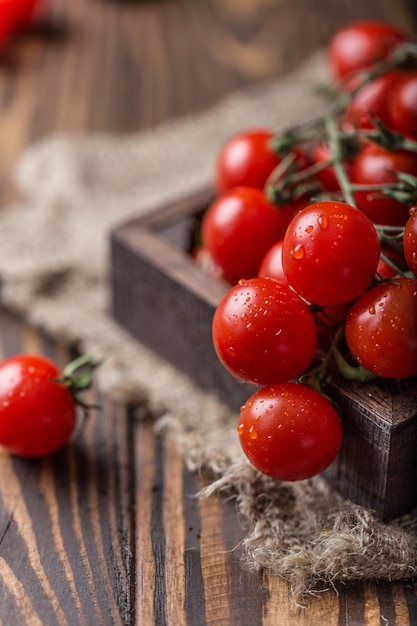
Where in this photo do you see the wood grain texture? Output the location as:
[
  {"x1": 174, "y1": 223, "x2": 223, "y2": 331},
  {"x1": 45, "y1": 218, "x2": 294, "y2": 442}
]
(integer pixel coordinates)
[{"x1": 0, "y1": 0, "x2": 417, "y2": 623}]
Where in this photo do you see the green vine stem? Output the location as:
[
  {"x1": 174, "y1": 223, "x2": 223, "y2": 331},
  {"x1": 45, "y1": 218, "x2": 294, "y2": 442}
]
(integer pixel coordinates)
[{"x1": 55, "y1": 353, "x2": 102, "y2": 420}]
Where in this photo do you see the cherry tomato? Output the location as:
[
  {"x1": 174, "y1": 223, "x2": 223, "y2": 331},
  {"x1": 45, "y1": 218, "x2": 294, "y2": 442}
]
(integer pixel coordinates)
[
  {"x1": 215, "y1": 129, "x2": 282, "y2": 193},
  {"x1": 344, "y1": 70, "x2": 400, "y2": 130},
  {"x1": 212, "y1": 277, "x2": 317, "y2": 385},
  {"x1": 387, "y1": 71, "x2": 417, "y2": 141},
  {"x1": 328, "y1": 20, "x2": 407, "y2": 80},
  {"x1": 0, "y1": 0, "x2": 38, "y2": 44},
  {"x1": 257, "y1": 239, "x2": 286, "y2": 282},
  {"x1": 238, "y1": 382, "x2": 343, "y2": 481},
  {"x1": 0, "y1": 354, "x2": 77, "y2": 458},
  {"x1": 351, "y1": 143, "x2": 417, "y2": 226},
  {"x1": 282, "y1": 201, "x2": 380, "y2": 306},
  {"x1": 404, "y1": 207, "x2": 417, "y2": 277},
  {"x1": 201, "y1": 187, "x2": 294, "y2": 284},
  {"x1": 345, "y1": 277, "x2": 417, "y2": 379}
]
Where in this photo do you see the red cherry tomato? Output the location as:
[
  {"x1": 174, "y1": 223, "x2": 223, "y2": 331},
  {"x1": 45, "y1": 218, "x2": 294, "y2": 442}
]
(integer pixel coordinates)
[
  {"x1": 351, "y1": 143, "x2": 417, "y2": 226},
  {"x1": 328, "y1": 20, "x2": 407, "y2": 80},
  {"x1": 344, "y1": 70, "x2": 400, "y2": 130},
  {"x1": 238, "y1": 382, "x2": 343, "y2": 481},
  {"x1": 387, "y1": 71, "x2": 417, "y2": 141},
  {"x1": 345, "y1": 277, "x2": 417, "y2": 379},
  {"x1": 282, "y1": 201, "x2": 380, "y2": 306},
  {"x1": 257, "y1": 239, "x2": 286, "y2": 282},
  {"x1": 0, "y1": 0, "x2": 38, "y2": 44},
  {"x1": 201, "y1": 187, "x2": 294, "y2": 284},
  {"x1": 215, "y1": 129, "x2": 282, "y2": 193},
  {"x1": 212, "y1": 277, "x2": 317, "y2": 385},
  {"x1": 404, "y1": 207, "x2": 417, "y2": 277},
  {"x1": 0, "y1": 354, "x2": 77, "y2": 458}
]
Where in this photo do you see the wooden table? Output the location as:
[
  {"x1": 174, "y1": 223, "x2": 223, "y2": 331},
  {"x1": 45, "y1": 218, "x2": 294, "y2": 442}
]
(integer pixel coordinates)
[{"x1": 0, "y1": 0, "x2": 416, "y2": 624}]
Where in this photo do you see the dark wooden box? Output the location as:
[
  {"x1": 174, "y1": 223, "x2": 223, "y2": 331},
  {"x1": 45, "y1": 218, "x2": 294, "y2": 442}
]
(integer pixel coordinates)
[{"x1": 110, "y1": 188, "x2": 417, "y2": 522}]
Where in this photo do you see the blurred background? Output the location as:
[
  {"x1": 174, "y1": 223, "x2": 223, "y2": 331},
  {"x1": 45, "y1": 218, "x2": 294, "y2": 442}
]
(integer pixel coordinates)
[{"x1": 0, "y1": 0, "x2": 414, "y2": 205}]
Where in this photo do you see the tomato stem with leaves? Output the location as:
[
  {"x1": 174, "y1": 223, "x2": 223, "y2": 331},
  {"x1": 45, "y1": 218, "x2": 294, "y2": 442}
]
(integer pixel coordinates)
[{"x1": 56, "y1": 353, "x2": 102, "y2": 422}]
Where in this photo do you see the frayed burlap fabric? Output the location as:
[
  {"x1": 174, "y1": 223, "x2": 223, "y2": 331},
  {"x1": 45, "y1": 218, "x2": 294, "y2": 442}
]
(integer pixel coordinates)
[{"x1": 0, "y1": 50, "x2": 416, "y2": 599}]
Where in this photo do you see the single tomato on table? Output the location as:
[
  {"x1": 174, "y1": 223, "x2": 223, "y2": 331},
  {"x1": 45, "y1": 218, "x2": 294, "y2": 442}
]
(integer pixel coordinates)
[
  {"x1": 238, "y1": 382, "x2": 343, "y2": 481},
  {"x1": 0, "y1": 353, "x2": 97, "y2": 458}
]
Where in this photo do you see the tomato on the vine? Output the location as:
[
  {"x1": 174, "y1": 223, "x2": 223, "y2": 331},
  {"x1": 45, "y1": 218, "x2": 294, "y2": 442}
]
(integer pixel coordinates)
[
  {"x1": 351, "y1": 143, "x2": 417, "y2": 226},
  {"x1": 282, "y1": 200, "x2": 380, "y2": 306},
  {"x1": 344, "y1": 70, "x2": 400, "y2": 130},
  {"x1": 212, "y1": 277, "x2": 317, "y2": 385},
  {"x1": 0, "y1": 353, "x2": 97, "y2": 458},
  {"x1": 201, "y1": 187, "x2": 295, "y2": 284},
  {"x1": 387, "y1": 70, "x2": 417, "y2": 141},
  {"x1": 238, "y1": 382, "x2": 343, "y2": 481},
  {"x1": 404, "y1": 207, "x2": 417, "y2": 277},
  {"x1": 257, "y1": 239, "x2": 286, "y2": 282},
  {"x1": 328, "y1": 20, "x2": 407, "y2": 80},
  {"x1": 0, "y1": 0, "x2": 38, "y2": 44},
  {"x1": 345, "y1": 277, "x2": 417, "y2": 379},
  {"x1": 215, "y1": 129, "x2": 282, "y2": 193}
]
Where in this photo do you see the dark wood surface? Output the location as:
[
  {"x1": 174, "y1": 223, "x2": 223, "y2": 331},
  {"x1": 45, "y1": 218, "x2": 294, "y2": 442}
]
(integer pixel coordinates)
[{"x1": 1, "y1": 0, "x2": 417, "y2": 624}]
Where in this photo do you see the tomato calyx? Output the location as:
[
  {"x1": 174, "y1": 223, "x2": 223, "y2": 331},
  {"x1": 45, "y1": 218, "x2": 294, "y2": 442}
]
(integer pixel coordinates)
[{"x1": 54, "y1": 353, "x2": 101, "y2": 418}]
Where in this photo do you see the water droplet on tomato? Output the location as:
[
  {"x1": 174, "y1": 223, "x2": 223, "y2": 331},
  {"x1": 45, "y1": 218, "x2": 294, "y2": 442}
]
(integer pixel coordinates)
[
  {"x1": 237, "y1": 423, "x2": 244, "y2": 435},
  {"x1": 305, "y1": 224, "x2": 313, "y2": 233},
  {"x1": 318, "y1": 214, "x2": 328, "y2": 230},
  {"x1": 292, "y1": 244, "x2": 305, "y2": 260},
  {"x1": 249, "y1": 426, "x2": 257, "y2": 439}
]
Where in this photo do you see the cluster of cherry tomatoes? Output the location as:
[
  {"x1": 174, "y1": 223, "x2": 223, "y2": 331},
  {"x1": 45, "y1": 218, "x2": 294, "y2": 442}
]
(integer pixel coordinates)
[{"x1": 198, "y1": 20, "x2": 417, "y2": 482}]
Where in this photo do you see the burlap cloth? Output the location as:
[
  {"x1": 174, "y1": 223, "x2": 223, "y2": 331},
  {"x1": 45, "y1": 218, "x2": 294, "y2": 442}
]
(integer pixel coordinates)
[{"x1": 1, "y1": 50, "x2": 417, "y2": 601}]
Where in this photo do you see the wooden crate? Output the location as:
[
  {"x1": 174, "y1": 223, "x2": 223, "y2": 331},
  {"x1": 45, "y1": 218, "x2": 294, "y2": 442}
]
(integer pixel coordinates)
[{"x1": 110, "y1": 188, "x2": 417, "y2": 522}]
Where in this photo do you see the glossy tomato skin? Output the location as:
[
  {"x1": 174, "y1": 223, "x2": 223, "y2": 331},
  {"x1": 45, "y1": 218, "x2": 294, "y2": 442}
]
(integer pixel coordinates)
[
  {"x1": 238, "y1": 382, "x2": 343, "y2": 481},
  {"x1": 328, "y1": 20, "x2": 407, "y2": 80},
  {"x1": 387, "y1": 71, "x2": 417, "y2": 141},
  {"x1": 201, "y1": 187, "x2": 294, "y2": 284},
  {"x1": 345, "y1": 277, "x2": 417, "y2": 379},
  {"x1": 282, "y1": 201, "x2": 380, "y2": 306},
  {"x1": 344, "y1": 70, "x2": 400, "y2": 130},
  {"x1": 215, "y1": 129, "x2": 282, "y2": 193},
  {"x1": 351, "y1": 143, "x2": 417, "y2": 226},
  {"x1": 257, "y1": 239, "x2": 286, "y2": 282},
  {"x1": 212, "y1": 277, "x2": 317, "y2": 385},
  {"x1": 404, "y1": 207, "x2": 417, "y2": 277},
  {"x1": 0, "y1": 354, "x2": 76, "y2": 458}
]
